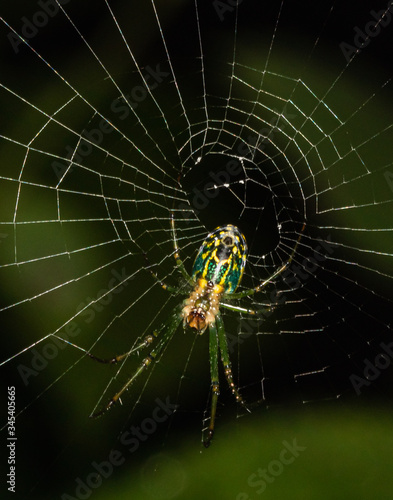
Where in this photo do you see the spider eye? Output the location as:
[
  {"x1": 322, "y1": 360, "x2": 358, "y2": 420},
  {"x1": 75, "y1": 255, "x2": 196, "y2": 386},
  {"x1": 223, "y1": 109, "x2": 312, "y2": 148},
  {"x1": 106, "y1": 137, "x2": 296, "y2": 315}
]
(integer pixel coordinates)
[{"x1": 223, "y1": 236, "x2": 233, "y2": 246}]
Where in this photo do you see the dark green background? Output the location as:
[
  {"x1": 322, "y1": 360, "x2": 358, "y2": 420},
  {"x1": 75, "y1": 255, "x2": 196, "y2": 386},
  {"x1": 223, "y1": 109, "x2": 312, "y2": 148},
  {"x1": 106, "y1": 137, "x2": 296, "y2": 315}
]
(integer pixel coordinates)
[{"x1": 1, "y1": 1, "x2": 393, "y2": 499}]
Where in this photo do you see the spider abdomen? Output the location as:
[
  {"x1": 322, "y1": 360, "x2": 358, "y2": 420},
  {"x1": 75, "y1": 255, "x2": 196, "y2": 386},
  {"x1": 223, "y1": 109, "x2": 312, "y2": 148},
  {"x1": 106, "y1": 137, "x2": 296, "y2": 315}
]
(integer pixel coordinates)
[{"x1": 191, "y1": 225, "x2": 247, "y2": 294}]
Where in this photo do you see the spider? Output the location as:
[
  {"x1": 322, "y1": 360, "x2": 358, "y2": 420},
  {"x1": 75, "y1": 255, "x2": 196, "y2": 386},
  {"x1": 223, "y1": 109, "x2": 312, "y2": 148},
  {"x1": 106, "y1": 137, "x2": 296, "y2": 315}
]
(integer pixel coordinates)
[{"x1": 86, "y1": 215, "x2": 305, "y2": 447}]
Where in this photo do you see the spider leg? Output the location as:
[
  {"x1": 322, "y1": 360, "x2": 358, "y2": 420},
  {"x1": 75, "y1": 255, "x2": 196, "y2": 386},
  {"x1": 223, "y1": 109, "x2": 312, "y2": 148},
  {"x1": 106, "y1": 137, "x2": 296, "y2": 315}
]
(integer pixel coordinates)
[
  {"x1": 50, "y1": 334, "x2": 155, "y2": 364},
  {"x1": 90, "y1": 303, "x2": 184, "y2": 418},
  {"x1": 84, "y1": 334, "x2": 158, "y2": 364},
  {"x1": 143, "y1": 252, "x2": 179, "y2": 294},
  {"x1": 203, "y1": 312, "x2": 248, "y2": 448},
  {"x1": 220, "y1": 301, "x2": 274, "y2": 316},
  {"x1": 143, "y1": 213, "x2": 194, "y2": 293},
  {"x1": 203, "y1": 321, "x2": 220, "y2": 447},
  {"x1": 216, "y1": 312, "x2": 246, "y2": 408},
  {"x1": 170, "y1": 212, "x2": 194, "y2": 286},
  {"x1": 229, "y1": 222, "x2": 306, "y2": 300}
]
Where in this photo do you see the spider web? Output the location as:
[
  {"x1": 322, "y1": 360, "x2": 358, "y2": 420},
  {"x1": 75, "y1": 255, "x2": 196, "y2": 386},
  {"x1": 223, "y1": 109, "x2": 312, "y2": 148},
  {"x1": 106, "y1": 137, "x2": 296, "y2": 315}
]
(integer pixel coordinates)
[{"x1": 1, "y1": 1, "x2": 393, "y2": 498}]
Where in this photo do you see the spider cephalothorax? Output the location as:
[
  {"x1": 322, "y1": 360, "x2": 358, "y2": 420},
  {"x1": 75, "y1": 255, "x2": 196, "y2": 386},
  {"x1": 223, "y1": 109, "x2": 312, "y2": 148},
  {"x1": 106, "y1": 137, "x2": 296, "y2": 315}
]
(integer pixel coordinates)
[{"x1": 183, "y1": 279, "x2": 223, "y2": 333}]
